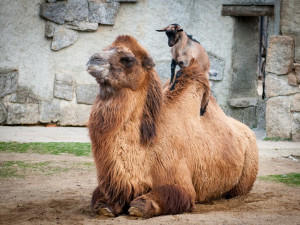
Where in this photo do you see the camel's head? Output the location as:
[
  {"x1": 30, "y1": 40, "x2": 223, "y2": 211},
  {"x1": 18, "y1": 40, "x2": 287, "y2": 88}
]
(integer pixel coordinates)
[
  {"x1": 156, "y1": 24, "x2": 183, "y2": 47},
  {"x1": 86, "y1": 35, "x2": 155, "y2": 99}
]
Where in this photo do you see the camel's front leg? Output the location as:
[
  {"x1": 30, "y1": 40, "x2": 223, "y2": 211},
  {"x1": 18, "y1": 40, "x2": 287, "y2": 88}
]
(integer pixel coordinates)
[
  {"x1": 128, "y1": 184, "x2": 194, "y2": 218},
  {"x1": 91, "y1": 186, "x2": 124, "y2": 217}
]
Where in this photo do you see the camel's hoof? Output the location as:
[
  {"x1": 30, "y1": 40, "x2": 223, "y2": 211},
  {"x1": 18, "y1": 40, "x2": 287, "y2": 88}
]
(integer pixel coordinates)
[
  {"x1": 128, "y1": 206, "x2": 145, "y2": 217},
  {"x1": 98, "y1": 207, "x2": 115, "y2": 217}
]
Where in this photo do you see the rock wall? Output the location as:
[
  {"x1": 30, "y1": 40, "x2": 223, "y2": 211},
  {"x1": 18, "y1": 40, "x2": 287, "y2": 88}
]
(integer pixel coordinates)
[
  {"x1": 0, "y1": 0, "x2": 299, "y2": 141},
  {"x1": 0, "y1": 0, "x2": 234, "y2": 126},
  {"x1": 265, "y1": 0, "x2": 300, "y2": 141}
]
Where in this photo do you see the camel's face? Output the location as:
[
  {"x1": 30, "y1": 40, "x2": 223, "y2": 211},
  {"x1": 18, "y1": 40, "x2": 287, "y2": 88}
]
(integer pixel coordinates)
[{"x1": 87, "y1": 47, "x2": 145, "y2": 98}]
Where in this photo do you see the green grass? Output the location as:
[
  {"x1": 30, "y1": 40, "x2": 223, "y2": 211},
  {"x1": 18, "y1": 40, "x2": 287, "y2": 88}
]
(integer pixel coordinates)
[
  {"x1": 259, "y1": 173, "x2": 300, "y2": 186},
  {"x1": 263, "y1": 137, "x2": 292, "y2": 142},
  {"x1": 0, "y1": 160, "x2": 95, "y2": 178},
  {"x1": 0, "y1": 142, "x2": 91, "y2": 156}
]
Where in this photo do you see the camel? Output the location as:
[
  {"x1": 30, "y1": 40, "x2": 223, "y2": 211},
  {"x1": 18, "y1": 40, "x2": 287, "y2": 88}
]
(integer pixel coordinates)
[{"x1": 86, "y1": 35, "x2": 258, "y2": 218}]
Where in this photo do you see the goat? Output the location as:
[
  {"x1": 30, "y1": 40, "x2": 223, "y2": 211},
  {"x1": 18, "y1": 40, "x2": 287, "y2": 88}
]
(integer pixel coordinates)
[{"x1": 156, "y1": 24, "x2": 210, "y2": 90}]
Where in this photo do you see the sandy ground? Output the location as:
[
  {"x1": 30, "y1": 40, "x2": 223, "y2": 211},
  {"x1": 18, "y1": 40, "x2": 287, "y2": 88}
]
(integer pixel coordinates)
[{"x1": 0, "y1": 127, "x2": 300, "y2": 225}]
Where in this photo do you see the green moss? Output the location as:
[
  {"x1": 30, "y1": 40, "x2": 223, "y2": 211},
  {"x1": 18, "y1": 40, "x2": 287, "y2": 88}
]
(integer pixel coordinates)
[
  {"x1": 0, "y1": 142, "x2": 91, "y2": 156},
  {"x1": 259, "y1": 173, "x2": 300, "y2": 186}
]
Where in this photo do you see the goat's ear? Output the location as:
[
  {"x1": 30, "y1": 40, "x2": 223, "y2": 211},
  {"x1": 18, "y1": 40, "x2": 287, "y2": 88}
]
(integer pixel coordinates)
[
  {"x1": 142, "y1": 56, "x2": 155, "y2": 69},
  {"x1": 140, "y1": 75, "x2": 162, "y2": 146},
  {"x1": 156, "y1": 27, "x2": 167, "y2": 32}
]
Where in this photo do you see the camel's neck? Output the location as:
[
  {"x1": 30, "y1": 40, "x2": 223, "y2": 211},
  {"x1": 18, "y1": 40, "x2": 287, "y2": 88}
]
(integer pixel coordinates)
[{"x1": 88, "y1": 88, "x2": 146, "y2": 146}]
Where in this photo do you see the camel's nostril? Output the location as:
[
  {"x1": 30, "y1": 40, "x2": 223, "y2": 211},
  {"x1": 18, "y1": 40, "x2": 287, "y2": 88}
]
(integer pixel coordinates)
[{"x1": 178, "y1": 61, "x2": 184, "y2": 66}]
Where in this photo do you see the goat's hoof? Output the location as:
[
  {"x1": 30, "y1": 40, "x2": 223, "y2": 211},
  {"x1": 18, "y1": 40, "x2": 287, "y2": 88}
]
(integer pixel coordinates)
[{"x1": 98, "y1": 207, "x2": 115, "y2": 217}]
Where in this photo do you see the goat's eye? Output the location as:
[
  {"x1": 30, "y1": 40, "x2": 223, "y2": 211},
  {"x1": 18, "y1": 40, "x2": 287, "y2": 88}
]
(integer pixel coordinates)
[{"x1": 120, "y1": 57, "x2": 135, "y2": 67}]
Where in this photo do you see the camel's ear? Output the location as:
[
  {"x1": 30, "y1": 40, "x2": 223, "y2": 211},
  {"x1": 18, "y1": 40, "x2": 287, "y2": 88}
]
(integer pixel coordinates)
[
  {"x1": 140, "y1": 75, "x2": 162, "y2": 146},
  {"x1": 142, "y1": 56, "x2": 155, "y2": 69}
]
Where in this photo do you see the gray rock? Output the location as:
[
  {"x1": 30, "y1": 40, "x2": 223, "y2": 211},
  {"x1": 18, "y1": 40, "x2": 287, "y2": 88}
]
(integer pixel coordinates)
[
  {"x1": 294, "y1": 63, "x2": 300, "y2": 84},
  {"x1": 256, "y1": 99, "x2": 266, "y2": 130},
  {"x1": 65, "y1": 0, "x2": 89, "y2": 22},
  {"x1": 6, "y1": 103, "x2": 39, "y2": 125},
  {"x1": 59, "y1": 103, "x2": 91, "y2": 126},
  {"x1": 75, "y1": 84, "x2": 99, "y2": 105},
  {"x1": 228, "y1": 97, "x2": 258, "y2": 108},
  {"x1": 88, "y1": 2, "x2": 120, "y2": 25},
  {"x1": 291, "y1": 93, "x2": 300, "y2": 112},
  {"x1": 208, "y1": 53, "x2": 224, "y2": 81},
  {"x1": 292, "y1": 112, "x2": 300, "y2": 141},
  {"x1": 39, "y1": 99, "x2": 61, "y2": 123},
  {"x1": 288, "y1": 72, "x2": 298, "y2": 87},
  {"x1": 106, "y1": 0, "x2": 138, "y2": 2},
  {"x1": 266, "y1": 96, "x2": 293, "y2": 139},
  {"x1": 0, "y1": 67, "x2": 18, "y2": 98},
  {"x1": 265, "y1": 73, "x2": 300, "y2": 98},
  {"x1": 0, "y1": 101, "x2": 7, "y2": 124},
  {"x1": 10, "y1": 86, "x2": 39, "y2": 104},
  {"x1": 51, "y1": 27, "x2": 78, "y2": 51},
  {"x1": 45, "y1": 21, "x2": 61, "y2": 38},
  {"x1": 265, "y1": 36, "x2": 294, "y2": 75},
  {"x1": 280, "y1": 0, "x2": 300, "y2": 34},
  {"x1": 54, "y1": 73, "x2": 74, "y2": 101},
  {"x1": 40, "y1": 2, "x2": 67, "y2": 25},
  {"x1": 228, "y1": 106, "x2": 257, "y2": 128},
  {"x1": 67, "y1": 21, "x2": 98, "y2": 31}
]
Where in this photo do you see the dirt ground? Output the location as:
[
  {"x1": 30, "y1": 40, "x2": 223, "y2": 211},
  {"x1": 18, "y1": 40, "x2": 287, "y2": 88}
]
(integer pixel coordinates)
[{"x1": 0, "y1": 147, "x2": 300, "y2": 225}]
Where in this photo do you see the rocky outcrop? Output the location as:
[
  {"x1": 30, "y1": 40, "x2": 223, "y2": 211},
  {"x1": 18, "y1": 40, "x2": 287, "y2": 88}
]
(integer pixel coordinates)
[{"x1": 40, "y1": 0, "x2": 132, "y2": 50}]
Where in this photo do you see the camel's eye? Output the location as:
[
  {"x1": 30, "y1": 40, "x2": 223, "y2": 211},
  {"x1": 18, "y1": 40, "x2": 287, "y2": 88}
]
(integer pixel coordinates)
[{"x1": 120, "y1": 56, "x2": 136, "y2": 67}]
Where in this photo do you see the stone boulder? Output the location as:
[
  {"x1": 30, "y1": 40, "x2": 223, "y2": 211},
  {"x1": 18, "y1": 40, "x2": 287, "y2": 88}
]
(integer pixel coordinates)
[
  {"x1": 54, "y1": 73, "x2": 74, "y2": 101},
  {"x1": 66, "y1": 21, "x2": 98, "y2": 31},
  {"x1": 59, "y1": 103, "x2": 91, "y2": 126},
  {"x1": 6, "y1": 103, "x2": 39, "y2": 125},
  {"x1": 0, "y1": 101, "x2": 7, "y2": 124},
  {"x1": 0, "y1": 66, "x2": 18, "y2": 98},
  {"x1": 51, "y1": 27, "x2": 78, "y2": 51},
  {"x1": 292, "y1": 112, "x2": 300, "y2": 141},
  {"x1": 75, "y1": 84, "x2": 99, "y2": 105},
  {"x1": 88, "y1": 1, "x2": 120, "y2": 25},
  {"x1": 266, "y1": 96, "x2": 293, "y2": 139},
  {"x1": 40, "y1": 1, "x2": 67, "y2": 24},
  {"x1": 291, "y1": 93, "x2": 300, "y2": 112},
  {"x1": 265, "y1": 36, "x2": 294, "y2": 75},
  {"x1": 265, "y1": 73, "x2": 300, "y2": 98},
  {"x1": 228, "y1": 97, "x2": 258, "y2": 108},
  {"x1": 39, "y1": 99, "x2": 61, "y2": 123}
]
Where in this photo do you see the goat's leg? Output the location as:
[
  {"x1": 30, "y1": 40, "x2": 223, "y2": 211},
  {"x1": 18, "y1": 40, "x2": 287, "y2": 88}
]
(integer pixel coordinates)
[
  {"x1": 170, "y1": 70, "x2": 182, "y2": 91},
  {"x1": 170, "y1": 59, "x2": 177, "y2": 86},
  {"x1": 128, "y1": 184, "x2": 194, "y2": 218}
]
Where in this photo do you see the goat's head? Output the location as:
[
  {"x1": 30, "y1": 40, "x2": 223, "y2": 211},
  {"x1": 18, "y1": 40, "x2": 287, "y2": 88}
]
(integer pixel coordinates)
[
  {"x1": 86, "y1": 35, "x2": 155, "y2": 99},
  {"x1": 156, "y1": 24, "x2": 183, "y2": 47}
]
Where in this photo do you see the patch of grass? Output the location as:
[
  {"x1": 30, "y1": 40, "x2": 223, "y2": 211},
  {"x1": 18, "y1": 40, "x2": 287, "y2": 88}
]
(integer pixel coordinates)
[
  {"x1": 259, "y1": 173, "x2": 300, "y2": 186},
  {"x1": 0, "y1": 161, "x2": 52, "y2": 178},
  {"x1": 0, "y1": 160, "x2": 94, "y2": 178},
  {"x1": 263, "y1": 137, "x2": 292, "y2": 142},
  {"x1": 0, "y1": 142, "x2": 91, "y2": 156}
]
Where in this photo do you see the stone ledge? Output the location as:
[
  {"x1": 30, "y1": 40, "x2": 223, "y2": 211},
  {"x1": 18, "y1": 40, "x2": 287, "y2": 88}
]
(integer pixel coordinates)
[{"x1": 228, "y1": 97, "x2": 258, "y2": 108}]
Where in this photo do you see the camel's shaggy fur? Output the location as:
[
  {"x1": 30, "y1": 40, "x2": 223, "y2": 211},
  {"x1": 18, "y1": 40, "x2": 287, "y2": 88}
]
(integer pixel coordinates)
[{"x1": 87, "y1": 35, "x2": 258, "y2": 218}]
